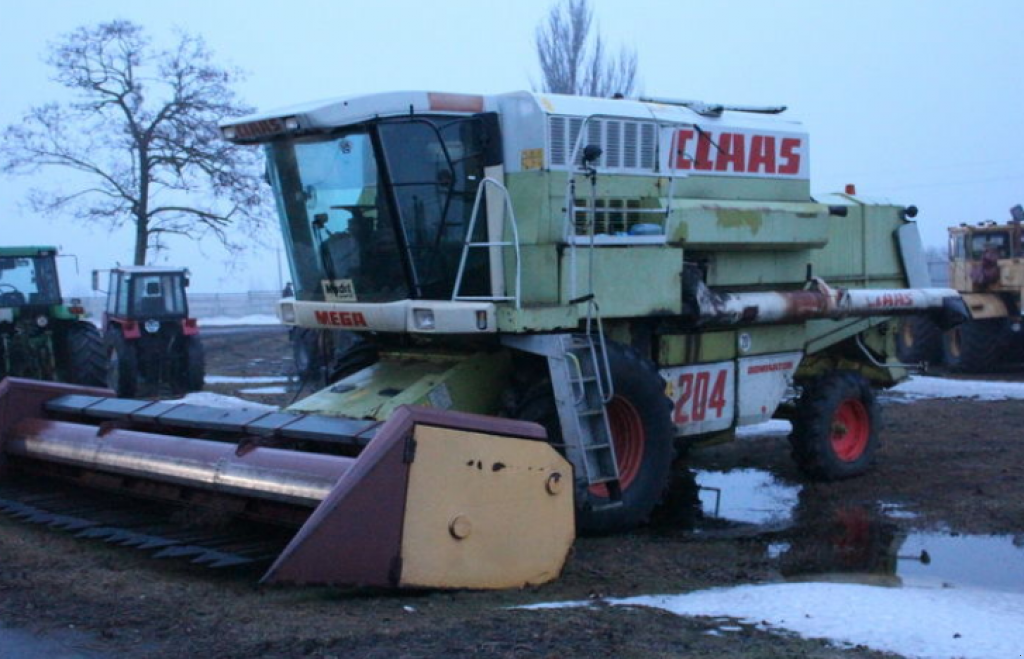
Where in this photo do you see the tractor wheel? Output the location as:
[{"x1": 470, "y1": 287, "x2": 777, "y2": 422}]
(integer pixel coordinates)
[
  {"x1": 291, "y1": 327, "x2": 325, "y2": 379},
  {"x1": 62, "y1": 321, "x2": 106, "y2": 387},
  {"x1": 943, "y1": 318, "x2": 1016, "y2": 373},
  {"x1": 789, "y1": 371, "x2": 880, "y2": 481},
  {"x1": 895, "y1": 315, "x2": 943, "y2": 365},
  {"x1": 106, "y1": 333, "x2": 139, "y2": 398},
  {"x1": 513, "y1": 341, "x2": 675, "y2": 535},
  {"x1": 184, "y1": 336, "x2": 205, "y2": 392}
]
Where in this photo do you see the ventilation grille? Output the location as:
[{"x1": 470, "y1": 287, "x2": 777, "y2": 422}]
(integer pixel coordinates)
[{"x1": 548, "y1": 116, "x2": 657, "y2": 172}]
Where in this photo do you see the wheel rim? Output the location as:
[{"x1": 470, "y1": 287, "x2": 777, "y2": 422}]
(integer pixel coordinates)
[
  {"x1": 830, "y1": 398, "x2": 869, "y2": 462},
  {"x1": 589, "y1": 395, "x2": 646, "y2": 497},
  {"x1": 948, "y1": 327, "x2": 962, "y2": 359},
  {"x1": 901, "y1": 322, "x2": 915, "y2": 348}
]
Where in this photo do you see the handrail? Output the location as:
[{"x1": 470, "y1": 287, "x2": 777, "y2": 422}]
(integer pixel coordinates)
[{"x1": 452, "y1": 177, "x2": 522, "y2": 309}]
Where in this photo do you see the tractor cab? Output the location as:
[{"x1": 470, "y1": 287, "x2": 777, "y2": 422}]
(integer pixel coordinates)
[
  {"x1": 948, "y1": 210, "x2": 1024, "y2": 293},
  {"x1": 96, "y1": 266, "x2": 204, "y2": 397},
  {"x1": 0, "y1": 248, "x2": 62, "y2": 315}
]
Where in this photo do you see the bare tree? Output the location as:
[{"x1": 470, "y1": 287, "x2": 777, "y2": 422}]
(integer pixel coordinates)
[
  {"x1": 0, "y1": 21, "x2": 267, "y2": 265},
  {"x1": 535, "y1": 0, "x2": 639, "y2": 97}
]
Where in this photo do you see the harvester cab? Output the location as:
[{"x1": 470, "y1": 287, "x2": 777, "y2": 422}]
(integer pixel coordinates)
[
  {"x1": 95, "y1": 266, "x2": 204, "y2": 397},
  {"x1": 0, "y1": 246, "x2": 105, "y2": 387}
]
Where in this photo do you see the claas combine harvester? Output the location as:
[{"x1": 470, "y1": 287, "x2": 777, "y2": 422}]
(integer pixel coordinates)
[{"x1": 0, "y1": 91, "x2": 967, "y2": 589}]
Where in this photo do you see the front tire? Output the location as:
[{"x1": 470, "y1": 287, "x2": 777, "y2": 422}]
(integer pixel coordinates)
[
  {"x1": 895, "y1": 315, "x2": 943, "y2": 365},
  {"x1": 106, "y1": 332, "x2": 138, "y2": 398},
  {"x1": 790, "y1": 371, "x2": 880, "y2": 480},
  {"x1": 514, "y1": 341, "x2": 675, "y2": 535}
]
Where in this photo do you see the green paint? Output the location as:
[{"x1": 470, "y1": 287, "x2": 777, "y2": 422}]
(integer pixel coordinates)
[{"x1": 716, "y1": 209, "x2": 763, "y2": 235}]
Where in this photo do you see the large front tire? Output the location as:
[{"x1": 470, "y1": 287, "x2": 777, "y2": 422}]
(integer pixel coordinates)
[
  {"x1": 790, "y1": 371, "x2": 880, "y2": 480},
  {"x1": 514, "y1": 341, "x2": 675, "y2": 535}
]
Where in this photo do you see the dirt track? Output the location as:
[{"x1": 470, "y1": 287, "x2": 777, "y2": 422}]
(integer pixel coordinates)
[{"x1": 1, "y1": 327, "x2": 1022, "y2": 658}]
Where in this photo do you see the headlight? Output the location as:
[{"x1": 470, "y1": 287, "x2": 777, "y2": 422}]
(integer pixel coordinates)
[
  {"x1": 280, "y1": 302, "x2": 296, "y2": 324},
  {"x1": 35, "y1": 315, "x2": 49, "y2": 328},
  {"x1": 412, "y1": 308, "x2": 435, "y2": 331},
  {"x1": 144, "y1": 319, "x2": 160, "y2": 334}
]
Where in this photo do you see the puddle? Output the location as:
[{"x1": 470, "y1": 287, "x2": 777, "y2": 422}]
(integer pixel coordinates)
[
  {"x1": 695, "y1": 469, "x2": 801, "y2": 525},
  {"x1": 771, "y1": 506, "x2": 1024, "y2": 594},
  {"x1": 0, "y1": 624, "x2": 112, "y2": 658}
]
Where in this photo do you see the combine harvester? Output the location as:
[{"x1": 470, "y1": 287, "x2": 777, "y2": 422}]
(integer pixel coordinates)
[{"x1": 0, "y1": 90, "x2": 966, "y2": 588}]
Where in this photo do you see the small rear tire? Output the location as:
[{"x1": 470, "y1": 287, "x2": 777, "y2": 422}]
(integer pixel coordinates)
[{"x1": 790, "y1": 371, "x2": 880, "y2": 481}]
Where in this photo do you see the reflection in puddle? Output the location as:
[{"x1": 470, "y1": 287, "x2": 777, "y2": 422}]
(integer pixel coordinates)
[
  {"x1": 773, "y1": 505, "x2": 1024, "y2": 594},
  {"x1": 695, "y1": 469, "x2": 801, "y2": 525}
]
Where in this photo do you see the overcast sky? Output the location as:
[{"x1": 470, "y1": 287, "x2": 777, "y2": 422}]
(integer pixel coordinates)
[{"x1": 2, "y1": 0, "x2": 1023, "y2": 294}]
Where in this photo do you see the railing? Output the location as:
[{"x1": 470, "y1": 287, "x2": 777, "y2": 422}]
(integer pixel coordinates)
[{"x1": 451, "y1": 177, "x2": 523, "y2": 309}]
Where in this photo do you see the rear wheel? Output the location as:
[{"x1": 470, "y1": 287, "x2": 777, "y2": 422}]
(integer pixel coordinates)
[
  {"x1": 790, "y1": 371, "x2": 880, "y2": 480},
  {"x1": 62, "y1": 321, "x2": 106, "y2": 386},
  {"x1": 106, "y1": 332, "x2": 138, "y2": 398},
  {"x1": 513, "y1": 341, "x2": 675, "y2": 535}
]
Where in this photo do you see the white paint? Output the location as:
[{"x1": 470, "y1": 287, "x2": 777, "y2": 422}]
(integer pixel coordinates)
[
  {"x1": 736, "y1": 352, "x2": 802, "y2": 426},
  {"x1": 523, "y1": 583, "x2": 1024, "y2": 659}
]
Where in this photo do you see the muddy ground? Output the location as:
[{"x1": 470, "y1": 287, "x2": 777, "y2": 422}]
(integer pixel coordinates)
[{"x1": 1, "y1": 327, "x2": 1022, "y2": 658}]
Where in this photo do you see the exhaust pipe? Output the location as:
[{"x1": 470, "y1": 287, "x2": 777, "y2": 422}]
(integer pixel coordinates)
[{"x1": 0, "y1": 378, "x2": 575, "y2": 589}]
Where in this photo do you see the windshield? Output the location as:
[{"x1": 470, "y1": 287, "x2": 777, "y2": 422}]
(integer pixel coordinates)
[
  {"x1": 0, "y1": 254, "x2": 61, "y2": 308},
  {"x1": 267, "y1": 115, "x2": 492, "y2": 303},
  {"x1": 128, "y1": 273, "x2": 187, "y2": 317},
  {"x1": 970, "y1": 231, "x2": 1011, "y2": 259}
]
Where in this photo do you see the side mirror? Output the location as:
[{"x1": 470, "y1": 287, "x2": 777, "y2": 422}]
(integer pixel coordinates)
[{"x1": 91, "y1": 270, "x2": 100, "y2": 291}]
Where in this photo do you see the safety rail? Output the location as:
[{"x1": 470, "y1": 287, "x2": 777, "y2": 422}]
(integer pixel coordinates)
[{"x1": 452, "y1": 177, "x2": 522, "y2": 309}]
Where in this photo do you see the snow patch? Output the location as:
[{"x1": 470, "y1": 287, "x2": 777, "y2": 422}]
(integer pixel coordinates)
[
  {"x1": 890, "y1": 375, "x2": 1024, "y2": 401},
  {"x1": 199, "y1": 314, "x2": 281, "y2": 326},
  {"x1": 524, "y1": 582, "x2": 1024, "y2": 659},
  {"x1": 205, "y1": 375, "x2": 290, "y2": 384},
  {"x1": 179, "y1": 392, "x2": 276, "y2": 410},
  {"x1": 239, "y1": 386, "x2": 289, "y2": 395}
]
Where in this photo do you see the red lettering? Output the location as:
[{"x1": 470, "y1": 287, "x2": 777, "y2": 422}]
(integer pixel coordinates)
[
  {"x1": 315, "y1": 310, "x2": 330, "y2": 325},
  {"x1": 352, "y1": 312, "x2": 368, "y2": 327},
  {"x1": 714, "y1": 133, "x2": 746, "y2": 172},
  {"x1": 709, "y1": 370, "x2": 728, "y2": 417},
  {"x1": 692, "y1": 371, "x2": 710, "y2": 421},
  {"x1": 673, "y1": 373, "x2": 694, "y2": 423},
  {"x1": 314, "y1": 310, "x2": 369, "y2": 328},
  {"x1": 747, "y1": 135, "x2": 776, "y2": 174},
  {"x1": 694, "y1": 130, "x2": 715, "y2": 171},
  {"x1": 674, "y1": 129, "x2": 695, "y2": 170},
  {"x1": 778, "y1": 137, "x2": 802, "y2": 175}
]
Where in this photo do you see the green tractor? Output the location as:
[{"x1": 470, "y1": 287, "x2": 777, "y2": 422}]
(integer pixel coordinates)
[{"x1": 0, "y1": 246, "x2": 105, "y2": 386}]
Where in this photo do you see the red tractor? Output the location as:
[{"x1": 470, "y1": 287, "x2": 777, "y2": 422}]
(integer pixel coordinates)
[{"x1": 96, "y1": 266, "x2": 204, "y2": 397}]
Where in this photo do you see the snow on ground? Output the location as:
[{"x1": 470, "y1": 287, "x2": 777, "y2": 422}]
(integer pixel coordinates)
[
  {"x1": 239, "y1": 385, "x2": 289, "y2": 395},
  {"x1": 198, "y1": 314, "x2": 280, "y2": 326},
  {"x1": 889, "y1": 375, "x2": 1024, "y2": 401},
  {"x1": 205, "y1": 375, "x2": 289, "y2": 385},
  {"x1": 179, "y1": 391, "x2": 275, "y2": 410},
  {"x1": 525, "y1": 583, "x2": 1024, "y2": 659}
]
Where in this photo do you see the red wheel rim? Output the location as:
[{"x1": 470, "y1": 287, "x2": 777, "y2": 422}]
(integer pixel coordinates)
[
  {"x1": 589, "y1": 395, "x2": 646, "y2": 498},
  {"x1": 831, "y1": 398, "x2": 869, "y2": 462}
]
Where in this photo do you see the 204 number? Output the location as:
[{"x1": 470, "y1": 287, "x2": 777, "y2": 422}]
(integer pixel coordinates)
[{"x1": 673, "y1": 369, "x2": 729, "y2": 424}]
